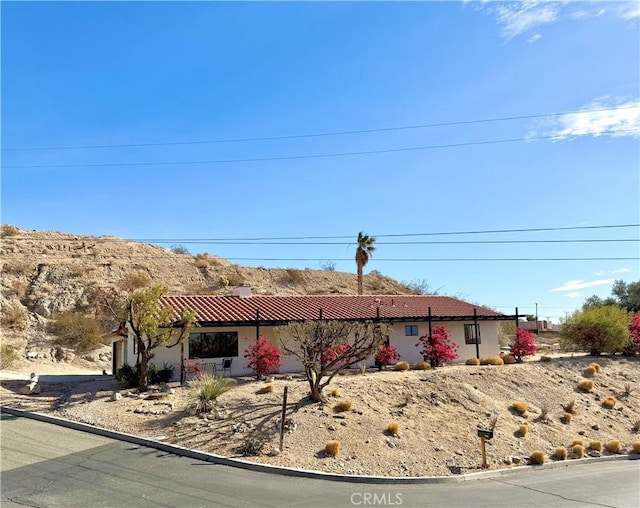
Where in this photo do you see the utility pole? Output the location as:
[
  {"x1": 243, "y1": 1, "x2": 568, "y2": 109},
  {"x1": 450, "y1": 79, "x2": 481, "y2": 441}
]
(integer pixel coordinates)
[{"x1": 535, "y1": 303, "x2": 539, "y2": 334}]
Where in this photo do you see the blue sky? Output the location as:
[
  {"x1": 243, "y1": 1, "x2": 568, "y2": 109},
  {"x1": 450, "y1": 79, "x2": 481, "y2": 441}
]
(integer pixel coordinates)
[{"x1": 2, "y1": 1, "x2": 639, "y2": 322}]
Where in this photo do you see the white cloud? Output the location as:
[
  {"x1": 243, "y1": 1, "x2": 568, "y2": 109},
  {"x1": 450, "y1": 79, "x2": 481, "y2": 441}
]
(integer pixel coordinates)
[
  {"x1": 595, "y1": 270, "x2": 605, "y2": 276},
  {"x1": 549, "y1": 278, "x2": 615, "y2": 292},
  {"x1": 492, "y1": 1, "x2": 559, "y2": 39},
  {"x1": 571, "y1": 8, "x2": 606, "y2": 20},
  {"x1": 527, "y1": 33, "x2": 542, "y2": 43},
  {"x1": 616, "y1": 2, "x2": 640, "y2": 20},
  {"x1": 481, "y1": 1, "x2": 638, "y2": 40},
  {"x1": 566, "y1": 291, "x2": 583, "y2": 298},
  {"x1": 528, "y1": 98, "x2": 640, "y2": 140},
  {"x1": 611, "y1": 268, "x2": 631, "y2": 274}
]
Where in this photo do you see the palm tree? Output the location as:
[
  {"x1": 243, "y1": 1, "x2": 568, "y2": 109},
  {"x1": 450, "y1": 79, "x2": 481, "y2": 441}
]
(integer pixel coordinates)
[{"x1": 355, "y1": 232, "x2": 376, "y2": 295}]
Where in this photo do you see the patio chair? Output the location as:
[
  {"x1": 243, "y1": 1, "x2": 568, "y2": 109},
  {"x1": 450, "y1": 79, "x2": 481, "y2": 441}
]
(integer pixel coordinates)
[{"x1": 220, "y1": 358, "x2": 233, "y2": 377}]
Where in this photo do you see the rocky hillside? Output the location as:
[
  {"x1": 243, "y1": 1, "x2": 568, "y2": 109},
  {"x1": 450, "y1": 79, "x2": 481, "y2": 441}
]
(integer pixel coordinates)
[{"x1": 0, "y1": 224, "x2": 415, "y2": 367}]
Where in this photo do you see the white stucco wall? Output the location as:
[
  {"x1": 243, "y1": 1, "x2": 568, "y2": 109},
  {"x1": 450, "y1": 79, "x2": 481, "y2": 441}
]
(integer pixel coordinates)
[{"x1": 121, "y1": 320, "x2": 502, "y2": 380}]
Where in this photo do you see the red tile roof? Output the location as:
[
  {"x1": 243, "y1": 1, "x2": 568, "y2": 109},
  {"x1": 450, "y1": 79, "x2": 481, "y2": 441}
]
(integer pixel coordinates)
[{"x1": 161, "y1": 294, "x2": 505, "y2": 324}]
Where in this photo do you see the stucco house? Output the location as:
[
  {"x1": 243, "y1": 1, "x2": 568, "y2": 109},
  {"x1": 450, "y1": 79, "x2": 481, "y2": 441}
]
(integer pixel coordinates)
[{"x1": 111, "y1": 286, "x2": 520, "y2": 381}]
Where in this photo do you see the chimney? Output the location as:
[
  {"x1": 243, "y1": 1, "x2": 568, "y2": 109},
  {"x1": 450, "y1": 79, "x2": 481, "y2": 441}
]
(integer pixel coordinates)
[{"x1": 233, "y1": 285, "x2": 252, "y2": 298}]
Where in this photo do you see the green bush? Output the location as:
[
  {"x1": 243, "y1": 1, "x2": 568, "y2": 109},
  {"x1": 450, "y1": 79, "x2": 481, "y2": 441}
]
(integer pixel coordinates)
[
  {"x1": 240, "y1": 437, "x2": 265, "y2": 456},
  {"x1": 149, "y1": 362, "x2": 174, "y2": 384},
  {"x1": 561, "y1": 305, "x2": 631, "y2": 355},
  {"x1": 0, "y1": 344, "x2": 19, "y2": 370},
  {"x1": 116, "y1": 364, "x2": 140, "y2": 388},
  {"x1": 189, "y1": 374, "x2": 233, "y2": 414}
]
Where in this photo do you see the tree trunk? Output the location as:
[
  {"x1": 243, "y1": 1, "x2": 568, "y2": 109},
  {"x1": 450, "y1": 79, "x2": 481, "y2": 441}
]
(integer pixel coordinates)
[
  {"x1": 139, "y1": 346, "x2": 150, "y2": 391},
  {"x1": 357, "y1": 264, "x2": 363, "y2": 295}
]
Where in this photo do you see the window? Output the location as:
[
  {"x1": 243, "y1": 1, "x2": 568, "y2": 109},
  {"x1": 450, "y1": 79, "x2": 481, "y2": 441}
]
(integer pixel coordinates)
[
  {"x1": 464, "y1": 324, "x2": 481, "y2": 344},
  {"x1": 189, "y1": 332, "x2": 238, "y2": 358},
  {"x1": 405, "y1": 325, "x2": 418, "y2": 336}
]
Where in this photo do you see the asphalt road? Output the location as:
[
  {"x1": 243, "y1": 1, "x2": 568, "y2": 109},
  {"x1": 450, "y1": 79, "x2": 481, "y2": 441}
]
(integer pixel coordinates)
[{"x1": 1, "y1": 413, "x2": 639, "y2": 508}]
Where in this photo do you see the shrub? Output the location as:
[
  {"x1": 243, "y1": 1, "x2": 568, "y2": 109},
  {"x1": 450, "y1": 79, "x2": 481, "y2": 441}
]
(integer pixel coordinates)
[
  {"x1": 562, "y1": 412, "x2": 573, "y2": 424},
  {"x1": 375, "y1": 344, "x2": 400, "y2": 369},
  {"x1": 540, "y1": 355, "x2": 552, "y2": 362},
  {"x1": 244, "y1": 336, "x2": 281, "y2": 379},
  {"x1": 1, "y1": 303, "x2": 28, "y2": 330},
  {"x1": 416, "y1": 325, "x2": 458, "y2": 367},
  {"x1": 502, "y1": 354, "x2": 517, "y2": 365},
  {"x1": 394, "y1": 361, "x2": 410, "y2": 371},
  {"x1": 325, "y1": 440, "x2": 340, "y2": 457},
  {"x1": 562, "y1": 399, "x2": 578, "y2": 415},
  {"x1": 189, "y1": 374, "x2": 233, "y2": 414},
  {"x1": 621, "y1": 383, "x2": 633, "y2": 398},
  {"x1": 1, "y1": 224, "x2": 20, "y2": 236},
  {"x1": 588, "y1": 441, "x2": 603, "y2": 452},
  {"x1": 518, "y1": 423, "x2": 529, "y2": 437},
  {"x1": 553, "y1": 447, "x2": 568, "y2": 460},
  {"x1": 561, "y1": 306, "x2": 631, "y2": 355},
  {"x1": 631, "y1": 441, "x2": 640, "y2": 454},
  {"x1": 331, "y1": 388, "x2": 340, "y2": 397},
  {"x1": 413, "y1": 361, "x2": 430, "y2": 370},
  {"x1": 539, "y1": 405, "x2": 549, "y2": 421},
  {"x1": 529, "y1": 451, "x2": 545, "y2": 465},
  {"x1": 602, "y1": 397, "x2": 616, "y2": 409},
  {"x1": 583, "y1": 366, "x2": 597, "y2": 377},
  {"x1": 571, "y1": 439, "x2": 584, "y2": 447},
  {"x1": 605, "y1": 440, "x2": 622, "y2": 454},
  {"x1": 386, "y1": 422, "x2": 399, "y2": 436},
  {"x1": 510, "y1": 328, "x2": 537, "y2": 362},
  {"x1": 49, "y1": 311, "x2": 104, "y2": 353},
  {"x1": 628, "y1": 313, "x2": 640, "y2": 355},
  {"x1": 573, "y1": 444, "x2": 585, "y2": 458},
  {"x1": 149, "y1": 363, "x2": 174, "y2": 384},
  {"x1": 0, "y1": 344, "x2": 19, "y2": 370},
  {"x1": 119, "y1": 271, "x2": 151, "y2": 291},
  {"x1": 577, "y1": 379, "x2": 594, "y2": 392},
  {"x1": 632, "y1": 420, "x2": 640, "y2": 433},
  {"x1": 480, "y1": 356, "x2": 504, "y2": 366},
  {"x1": 336, "y1": 400, "x2": 352, "y2": 412},
  {"x1": 590, "y1": 362, "x2": 602, "y2": 373},
  {"x1": 284, "y1": 268, "x2": 305, "y2": 284},
  {"x1": 116, "y1": 364, "x2": 140, "y2": 388},
  {"x1": 257, "y1": 384, "x2": 274, "y2": 394},
  {"x1": 241, "y1": 437, "x2": 265, "y2": 456},
  {"x1": 512, "y1": 401, "x2": 528, "y2": 415},
  {"x1": 465, "y1": 358, "x2": 480, "y2": 366}
]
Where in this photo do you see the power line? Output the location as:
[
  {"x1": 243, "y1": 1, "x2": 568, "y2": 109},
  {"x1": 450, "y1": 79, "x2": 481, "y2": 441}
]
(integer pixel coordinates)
[
  {"x1": 34, "y1": 238, "x2": 634, "y2": 246},
  {"x1": 8, "y1": 252, "x2": 637, "y2": 262},
  {"x1": 4, "y1": 128, "x2": 638, "y2": 169},
  {"x1": 4, "y1": 224, "x2": 639, "y2": 242},
  {"x1": 3, "y1": 105, "x2": 638, "y2": 152},
  {"x1": 224, "y1": 257, "x2": 638, "y2": 262}
]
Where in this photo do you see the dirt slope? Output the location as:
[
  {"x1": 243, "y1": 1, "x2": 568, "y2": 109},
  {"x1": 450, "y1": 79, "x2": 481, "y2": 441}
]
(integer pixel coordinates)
[
  {"x1": 1, "y1": 356, "x2": 638, "y2": 477},
  {"x1": 0, "y1": 224, "x2": 415, "y2": 370}
]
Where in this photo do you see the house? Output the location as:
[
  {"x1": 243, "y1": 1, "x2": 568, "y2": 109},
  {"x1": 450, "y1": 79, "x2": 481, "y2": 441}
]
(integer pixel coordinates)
[{"x1": 111, "y1": 286, "x2": 520, "y2": 380}]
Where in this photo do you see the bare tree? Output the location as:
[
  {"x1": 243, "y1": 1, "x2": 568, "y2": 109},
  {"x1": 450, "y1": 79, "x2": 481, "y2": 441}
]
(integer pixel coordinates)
[{"x1": 278, "y1": 320, "x2": 389, "y2": 402}]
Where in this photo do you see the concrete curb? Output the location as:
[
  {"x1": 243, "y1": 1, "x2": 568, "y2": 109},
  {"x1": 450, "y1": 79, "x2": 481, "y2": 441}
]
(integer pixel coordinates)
[{"x1": 1, "y1": 406, "x2": 636, "y2": 485}]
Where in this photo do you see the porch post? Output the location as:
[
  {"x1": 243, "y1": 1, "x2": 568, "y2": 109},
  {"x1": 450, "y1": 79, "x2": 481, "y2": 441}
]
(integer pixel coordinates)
[
  {"x1": 428, "y1": 307, "x2": 434, "y2": 367},
  {"x1": 474, "y1": 308, "x2": 481, "y2": 359},
  {"x1": 256, "y1": 308, "x2": 260, "y2": 340},
  {"x1": 180, "y1": 341, "x2": 185, "y2": 385}
]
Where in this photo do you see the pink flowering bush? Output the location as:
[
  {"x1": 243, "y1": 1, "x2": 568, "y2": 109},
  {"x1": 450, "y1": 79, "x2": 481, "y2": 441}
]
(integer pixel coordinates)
[
  {"x1": 321, "y1": 342, "x2": 352, "y2": 367},
  {"x1": 375, "y1": 344, "x2": 400, "y2": 369},
  {"x1": 244, "y1": 336, "x2": 281, "y2": 379},
  {"x1": 510, "y1": 327, "x2": 537, "y2": 363},
  {"x1": 626, "y1": 313, "x2": 640, "y2": 355},
  {"x1": 416, "y1": 325, "x2": 458, "y2": 367}
]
